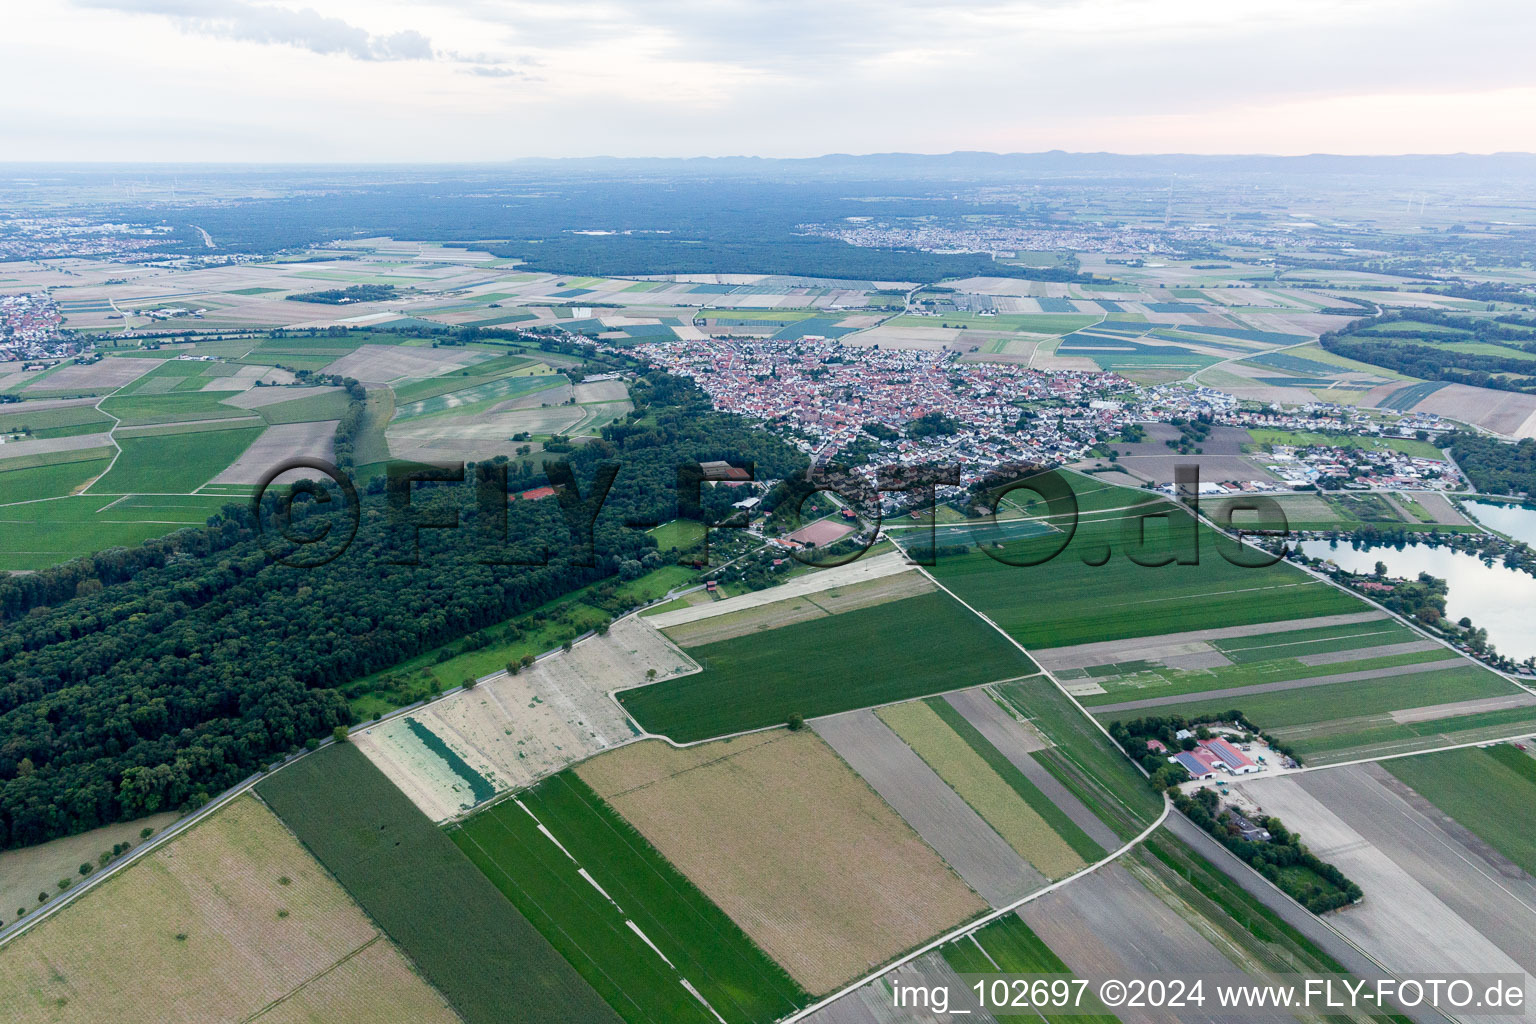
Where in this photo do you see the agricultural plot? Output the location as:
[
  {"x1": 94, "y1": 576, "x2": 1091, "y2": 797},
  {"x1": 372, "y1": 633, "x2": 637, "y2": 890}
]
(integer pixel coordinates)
[
  {"x1": 356, "y1": 617, "x2": 684, "y2": 821},
  {"x1": 210, "y1": 420, "x2": 337, "y2": 484},
  {"x1": 223, "y1": 384, "x2": 343, "y2": 410},
  {"x1": 991, "y1": 676, "x2": 1165, "y2": 842},
  {"x1": 0, "y1": 796, "x2": 458, "y2": 1024},
  {"x1": 0, "y1": 811, "x2": 177, "y2": 927},
  {"x1": 658, "y1": 572, "x2": 934, "y2": 647},
  {"x1": 1055, "y1": 614, "x2": 1458, "y2": 711},
  {"x1": 1127, "y1": 654, "x2": 1531, "y2": 763},
  {"x1": 257, "y1": 743, "x2": 620, "y2": 1024},
  {"x1": 618, "y1": 589, "x2": 1038, "y2": 742},
  {"x1": 0, "y1": 455, "x2": 112, "y2": 502},
  {"x1": 942, "y1": 688, "x2": 1118, "y2": 853},
  {"x1": 929, "y1": 500, "x2": 1362, "y2": 650},
  {"x1": 0, "y1": 492, "x2": 236, "y2": 570},
  {"x1": 813, "y1": 708, "x2": 1045, "y2": 906},
  {"x1": 99, "y1": 391, "x2": 257, "y2": 426},
  {"x1": 391, "y1": 372, "x2": 564, "y2": 422},
  {"x1": 1019, "y1": 863, "x2": 1296, "y2": 1024},
  {"x1": 1383, "y1": 744, "x2": 1536, "y2": 878},
  {"x1": 452, "y1": 774, "x2": 807, "y2": 1024},
  {"x1": 91, "y1": 424, "x2": 265, "y2": 493},
  {"x1": 876, "y1": 700, "x2": 1087, "y2": 878},
  {"x1": 320, "y1": 343, "x2": 483, "y2": 383},
  {"x1": 23, "y1": 357, "x2": 160, "y2": 393},
  {"x1": 1234, "y1": 769, "x2": 1536, "y2": 989},
  {"x1": 576, "y1": 731, "x2": 987, "y2": 994}
]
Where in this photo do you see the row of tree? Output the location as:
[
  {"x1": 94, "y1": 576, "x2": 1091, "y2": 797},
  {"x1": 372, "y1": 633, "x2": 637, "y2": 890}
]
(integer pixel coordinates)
[{"x1": 0, "y1": 368, "x2": 806, "y2": 850}]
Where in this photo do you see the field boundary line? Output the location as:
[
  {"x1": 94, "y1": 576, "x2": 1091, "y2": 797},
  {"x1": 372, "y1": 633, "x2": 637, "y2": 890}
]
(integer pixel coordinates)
[{"x1": 779, "y1": 794, "x2": 1171, "y2": 1024}]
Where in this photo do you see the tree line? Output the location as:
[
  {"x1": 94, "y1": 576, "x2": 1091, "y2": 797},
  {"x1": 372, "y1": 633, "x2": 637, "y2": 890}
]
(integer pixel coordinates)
[{"x1": 0, "y1": 370, "x2": 805, "y2": 850}]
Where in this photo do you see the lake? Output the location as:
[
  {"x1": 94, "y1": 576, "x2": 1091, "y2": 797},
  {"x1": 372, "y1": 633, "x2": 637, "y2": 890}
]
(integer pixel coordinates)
[
  {"x1": 1295, "y1": 539, "x2": 1536, "y2": 662},
  {"x1": 1462, "y1": 499, "x2": 1536, "y2": 548}
]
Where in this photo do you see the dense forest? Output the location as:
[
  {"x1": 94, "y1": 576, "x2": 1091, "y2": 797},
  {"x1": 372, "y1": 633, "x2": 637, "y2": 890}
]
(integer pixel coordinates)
[
  {"x1": 1320, "y1": 311, "x2": 1536, "y2": 392},
  {"x1": 100, "y1": 178, "x2": 1088, "y2": 284},
  {"x1": 287, "y1": 284, "x2": 398, "y2": 304},
  {"x1": 1445, "y1": 430, "x2": 1536, "y2": 496},
  {"x1": 0, "y1": 370, "x2": 805, "y2": 850}
]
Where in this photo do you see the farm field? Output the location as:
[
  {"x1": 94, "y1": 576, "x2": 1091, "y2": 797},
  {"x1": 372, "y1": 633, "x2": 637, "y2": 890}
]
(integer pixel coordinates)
[
  {"x1": 1234, "y1": 768, "x2": 1536, "y2": 985},
  {"x1": 0, "y1": 492, "x2": 237, "y2": 570},
  {"x1": 991, "y1": 675, "x2": 1164, "y2": 841},
  {"x1": 1121, "y1": 657, "x2": 1532, "y2": 763},
  {"x1": 0, "y1": 811, "x2": 177, "y2": 930},
  {"x1": 617, "y1": 589, "x2": 1038, "y2": 742},
  {"x1": 0, "y1": 796, "x2": 458, "y2": 1024},
  {"x1": 1019, "y1": 862, "x2": 1297, "y2": 1024},
  {"x1": 355, "y1": 616, "x2": 684, "y2": 821},
  {"x1": 91, "y1": 424, "x2": 265, "y2": 492},
  {"x1": 876, "y1": 700, "x2": 1086, "y2": 878},
  {"x1": 451, "y1": 773, "x2": 806, "y2": 1024},
  {"x1": 576, "y1": 730, "x2": 987, "y2": 994},
  {"x1": 1382, "y1": 744, "x2": 1536, "y2": 877},
  {"x1": 0, "y1": 456, "x2": 112, "y2": 502},
  {"x1": 256, "y1": 743, "x2": 621, "y2": 1024},
  {"x1": 942, "y1": 913, "x2": 1120, "y2": 1024},
  {"x1": 929, "y1": 499, "x2": 1362, "y2": 649},
  {"x1": 812, "y1": 708, "x2": 1046, "y2": 906},
  {"x1": 1057, "y1": 611, "x2": 1458, "y2": 710}
]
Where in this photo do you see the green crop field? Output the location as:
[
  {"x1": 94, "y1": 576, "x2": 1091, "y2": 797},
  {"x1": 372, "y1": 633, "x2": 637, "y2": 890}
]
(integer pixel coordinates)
[
  {"x1": 256, "y1": 388, "x2": 356, "y2": 424},
  {"x1": 929, "y1": 503, "x2": 1362, "y2": 649},
  {"x1": 92, "y1": 425, "x2": 264, "y2": 492},
  {"x1": 99, "y1": 391, "x2": 255, "y2": 426},
  {"x1": 452, "y1": 774, "x2": 806, "y2": 1024},
  {"x1": 618, "y1": 590, "x2": 1037, "y2": 742},
  {"x1": 1244, "y1": 428, "x2": 1445, "y2": 460},
  {"x1": 925, "y1": 696, "x2": 1106, "y2": 861},
  {"x1": 0, "y1": 404, "x2": 113, "y2": 433},
  {"x1": 0, "y1": 456, "x2": 111, "y2": 502},
  {"x1": 1075, "y1": 648, "x2": 1460, "y2": 708},
  {"x1": 0, "y1": 492, "x2": 237, "y2": 569},
  {"x1": 257, "y1": 744, "x2": 620, "y2": 1024},
  {"x1": 1385, "y1": 745, "x2": 1536, "y2": 875},
  {"x1": 992, "y1": 676, "x2": 1162, "y2": 841},
  {"x1": 943, "y1": 914, "x2": 1119, "y2": 1024},
  {"x1": 393, "y1": 373, "x2": 565, "y2": 422}
]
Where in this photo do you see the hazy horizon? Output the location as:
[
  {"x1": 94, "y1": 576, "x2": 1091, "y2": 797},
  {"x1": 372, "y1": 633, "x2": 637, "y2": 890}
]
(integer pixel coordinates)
[{"x1": 5, "y1": 0, "x2": 1535, "y2": 162}]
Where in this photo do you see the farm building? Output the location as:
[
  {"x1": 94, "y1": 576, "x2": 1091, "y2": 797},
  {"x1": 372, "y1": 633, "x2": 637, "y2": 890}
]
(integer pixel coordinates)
[
  {"x1": 1199, "y1": 738, "x2": 1260, "y2": 774},
  {"x1": 1172, "y1": 750, "x2": 1218, "y2": 780}
]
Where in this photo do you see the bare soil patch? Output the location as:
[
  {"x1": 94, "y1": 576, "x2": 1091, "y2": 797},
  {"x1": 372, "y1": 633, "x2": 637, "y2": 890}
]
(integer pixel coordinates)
[{"x1": 577, "y1": 730, "x2": 985, "y2": 994}]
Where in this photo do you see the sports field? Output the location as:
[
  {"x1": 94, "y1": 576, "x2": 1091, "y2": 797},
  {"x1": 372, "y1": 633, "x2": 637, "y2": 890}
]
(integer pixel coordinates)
[
  {"x1": 617, "y1": 590, "x2": 1038, "y2": 742},
  {"x1": 257, "y1": 744, "x2": 621, "y2": 1024},
  {"x1": 930, "y1": 502, "x2": 1362, "y2": 649},
  {"x1": 452, "y1": 774, "x2": 806, "y2": 1024},
  {"x1": 576, "y1": 731, "x2": 986, "y2": 994},
  {"x1": 0, "y1": 795, "x2": 458, "y2": 1024}
]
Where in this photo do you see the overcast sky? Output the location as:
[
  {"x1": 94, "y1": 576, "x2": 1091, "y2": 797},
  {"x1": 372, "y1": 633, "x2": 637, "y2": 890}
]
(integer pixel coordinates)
[{"x1": 3, "y1": 0, "x2": 1534, "y2": 161}]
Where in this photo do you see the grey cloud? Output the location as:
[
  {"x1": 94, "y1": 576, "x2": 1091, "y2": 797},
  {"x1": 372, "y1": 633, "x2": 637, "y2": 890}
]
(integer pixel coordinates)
[{"x1": 75, "y1": 0, "x2": 435, "y2": 61}]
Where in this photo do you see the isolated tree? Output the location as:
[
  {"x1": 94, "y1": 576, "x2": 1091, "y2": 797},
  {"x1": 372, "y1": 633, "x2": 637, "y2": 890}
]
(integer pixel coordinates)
[
  {"x1": 786, "y1": 713, "x2": 805, "y2": 731},
  {"x1": 645, "y1": 668, "x2": 657, "y2": 681},
  {"x1": 332, "y1": 725, "x2": 350, "y2": 743},
  {"x1": 140, "y1": 828, "x2": 155, "y2": 841},
  {"x1": 462, "y1": 677, "x2": 477, "y2": 690},
  {"x1": 1374, "y1": 560, "x2": 1388, "y2": 578},
  {"x1": 78, "y1": 863, "x2": 92, "y2": 877}
]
